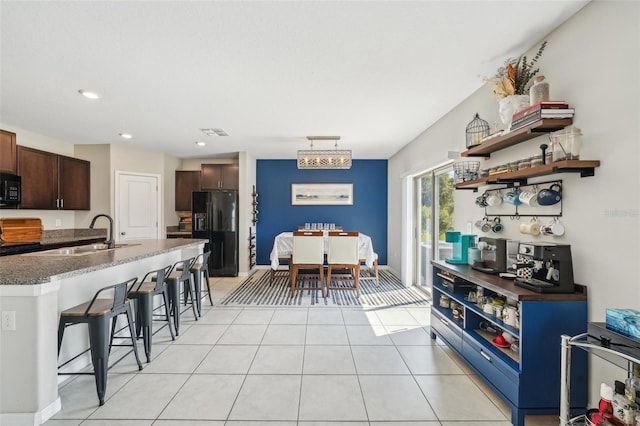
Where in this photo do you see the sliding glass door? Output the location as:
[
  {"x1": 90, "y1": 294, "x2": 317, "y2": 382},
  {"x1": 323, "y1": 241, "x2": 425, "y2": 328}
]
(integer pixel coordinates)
[{"x1": 414, "y1": 164, "x2": 454, "y2": 293}]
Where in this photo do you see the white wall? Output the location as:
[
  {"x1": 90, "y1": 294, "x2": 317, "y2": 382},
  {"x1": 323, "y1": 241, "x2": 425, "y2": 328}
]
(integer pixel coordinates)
[
  {"x1": 388, "y1": 1, "x2": 640, "y2": 405},
  {"x1": 74, "y1": 144, "x2": 111, "y2": 227},
  {"x1": 164, "y1": 153, "x2": 182, "y2": 226}
]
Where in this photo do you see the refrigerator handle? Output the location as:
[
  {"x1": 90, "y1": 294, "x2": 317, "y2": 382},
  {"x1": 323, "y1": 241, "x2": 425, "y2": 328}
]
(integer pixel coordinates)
[
  {"x1": 218, "y1": 239, "x2": 224, "y2": 266},
  {"x1": 207, "y1": 201, "x2": 212, "y2": 231}
]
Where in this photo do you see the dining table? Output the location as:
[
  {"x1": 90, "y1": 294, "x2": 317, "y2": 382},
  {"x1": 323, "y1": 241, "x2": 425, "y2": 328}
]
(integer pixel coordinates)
[{"x1": 269, "y1": 231, "x2": 376, "y2": 270}]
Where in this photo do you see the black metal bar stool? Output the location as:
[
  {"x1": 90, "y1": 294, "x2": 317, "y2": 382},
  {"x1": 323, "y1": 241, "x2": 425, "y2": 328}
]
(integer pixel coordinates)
[
  {"x1": 57, "y1": 278, "x2": 143, "y2": 406},
  {"x1": 183, "y1": 251, "x2": 212, "y2": 316},
  {"x1": 163, "y1": 257, "x2": 197, "y2": 335},
  {"x1": 127, "y1": 265, "x2": 175, "y2": 362}
]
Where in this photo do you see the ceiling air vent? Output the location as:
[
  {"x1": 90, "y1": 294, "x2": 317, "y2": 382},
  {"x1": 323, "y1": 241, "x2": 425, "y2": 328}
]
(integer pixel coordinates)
[{"x1": 200, "y1": 128, "x2": 229, "y2": 137}]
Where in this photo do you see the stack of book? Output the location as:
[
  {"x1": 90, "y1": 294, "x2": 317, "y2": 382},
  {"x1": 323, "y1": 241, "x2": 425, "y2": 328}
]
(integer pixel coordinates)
[{"x1": 510, "y1": 101, "x2": 574, "y2": 131}]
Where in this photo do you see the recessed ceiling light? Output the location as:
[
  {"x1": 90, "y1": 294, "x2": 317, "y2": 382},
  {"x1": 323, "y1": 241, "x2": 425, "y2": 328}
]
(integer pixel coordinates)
[
  {"x1": 195, "y1": 141, "x2": 206, "y2": 146},
  {"x1": 119, "y1": 133, "x2": 132, "y2": 139},
  {"x1": 78, "y1": 89, "x2": 101, "y2": 99}
]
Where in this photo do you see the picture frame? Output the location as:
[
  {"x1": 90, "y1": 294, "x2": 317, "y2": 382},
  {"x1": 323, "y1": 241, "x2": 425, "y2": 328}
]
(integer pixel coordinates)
[{"x1": 291, "y1": 183, "x2": 353, "y2": 206}]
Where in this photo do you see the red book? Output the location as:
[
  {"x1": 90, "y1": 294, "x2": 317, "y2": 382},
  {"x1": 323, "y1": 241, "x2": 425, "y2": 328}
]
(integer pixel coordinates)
[{"x1": 513, "y1": 101, "x2": 569, "y2": 119}]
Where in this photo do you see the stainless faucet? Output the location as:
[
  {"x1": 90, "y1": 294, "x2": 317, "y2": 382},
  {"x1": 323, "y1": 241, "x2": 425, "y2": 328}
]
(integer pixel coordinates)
[{"x1": 90, "y1": 214, "x2": 115, "y2": 249}]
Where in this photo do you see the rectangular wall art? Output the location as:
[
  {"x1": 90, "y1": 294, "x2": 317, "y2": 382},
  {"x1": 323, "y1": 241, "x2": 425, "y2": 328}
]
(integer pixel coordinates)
[{"x1": 291, "y1": 183, "x2": 353, "y2": 205}]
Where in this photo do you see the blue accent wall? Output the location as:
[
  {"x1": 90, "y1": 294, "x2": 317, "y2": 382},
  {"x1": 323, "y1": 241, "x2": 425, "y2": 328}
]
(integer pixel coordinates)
[{"x1": 256, "y1": 159, "x2": 387, "y2": 266}]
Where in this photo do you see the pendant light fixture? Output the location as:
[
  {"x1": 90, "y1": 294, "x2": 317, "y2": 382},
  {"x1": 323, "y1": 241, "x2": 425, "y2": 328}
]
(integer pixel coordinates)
[{"x1": 297, "y1": 136, "x2": 352, "y2": 169}]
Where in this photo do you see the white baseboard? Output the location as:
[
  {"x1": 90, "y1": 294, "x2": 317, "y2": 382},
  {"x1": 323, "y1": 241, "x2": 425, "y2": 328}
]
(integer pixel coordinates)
[{"x1": 0, "y1": 397, "x2": 61, "y2": 426}]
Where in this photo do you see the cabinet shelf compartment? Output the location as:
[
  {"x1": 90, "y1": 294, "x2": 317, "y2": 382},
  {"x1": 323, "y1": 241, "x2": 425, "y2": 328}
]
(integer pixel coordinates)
[
  {"x1": 470, "y1": 328, "x2": 520, "y2": 365},
  {"x1": 461, "y1": 118, "x2": 573, "y2": 158},
  {"x1": 464, "y1": 302, "x2": 521, "y2": 338},
  {"x1": 455, "y1": 160, "x2": 601, "y2": 190}
]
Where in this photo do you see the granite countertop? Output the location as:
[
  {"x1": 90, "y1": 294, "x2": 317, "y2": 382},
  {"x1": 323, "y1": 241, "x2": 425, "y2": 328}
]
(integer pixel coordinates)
[
  {"x1": 167, "y1": 231, "x2": 192, "y2": 237},
  {"x1": 166, "y1": 226, "x2": 191, "y2": 237},
  {"x1": 39, "y1": 228, "x2": 107, "y2": 246},
  {"x1": 0, "y1": 238, "x2": 207, "y2": 285}
]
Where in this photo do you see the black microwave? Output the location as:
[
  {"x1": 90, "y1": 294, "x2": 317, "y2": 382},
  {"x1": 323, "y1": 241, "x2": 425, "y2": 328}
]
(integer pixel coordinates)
[{"x1": 0, "y1": 173, "x2": 21, "y2": 207}]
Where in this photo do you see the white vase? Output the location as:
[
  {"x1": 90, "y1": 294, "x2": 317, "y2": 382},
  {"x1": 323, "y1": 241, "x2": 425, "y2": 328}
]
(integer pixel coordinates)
[{"x1": 498, "y1": 95, "x2": 530, "y2": 129}]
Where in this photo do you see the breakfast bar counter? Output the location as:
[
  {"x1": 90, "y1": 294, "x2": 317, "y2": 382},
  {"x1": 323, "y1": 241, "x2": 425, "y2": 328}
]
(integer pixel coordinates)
[
  {"x1": 0, "y1": 238, "x2": 206, "y2": 285},
  {"x1": 0, "y1": 238, "x2": 206, "y2": 426}
]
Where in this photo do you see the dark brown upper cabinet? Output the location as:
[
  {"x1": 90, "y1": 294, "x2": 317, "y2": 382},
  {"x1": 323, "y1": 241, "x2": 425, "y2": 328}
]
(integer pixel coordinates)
[
  {"x1": 201, "y1": 164, "x2": 239, "y2": 190},
  {"x1": 0, "y1": 130, "x2": 17, "y2": 174},
  {"x1": 17, "y1": 146, "x2": 90, "y2": 210},
  {"x1": 175, "y1": 170, "x2": 201, "y2": 211}
]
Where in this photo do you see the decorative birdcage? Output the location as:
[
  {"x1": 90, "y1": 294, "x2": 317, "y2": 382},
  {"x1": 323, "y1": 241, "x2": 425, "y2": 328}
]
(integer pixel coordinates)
[{"x1": 466, "y1": 113, "x2": 490, "y2": 148}]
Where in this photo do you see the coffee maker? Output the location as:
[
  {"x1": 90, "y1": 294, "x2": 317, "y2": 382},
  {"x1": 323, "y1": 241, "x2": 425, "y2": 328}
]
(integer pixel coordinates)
[
  {"x1": 514, "y1": 242, "x2": 575, "y2": 293},
  {"x1": 445, "y1": 231, "x2": 476, "y2": 265},
  {"x1": 472, "y1": 237, "x2": 508, "y2": 273}
]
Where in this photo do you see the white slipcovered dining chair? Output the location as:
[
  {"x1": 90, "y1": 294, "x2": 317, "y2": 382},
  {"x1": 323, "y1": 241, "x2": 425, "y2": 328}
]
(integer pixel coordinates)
[
  {"x1": 290, "y1": 230, "x2": 325, "y2": 298},
  {"x1": 326, "y1": 231, "x2": 360, "y2": 297},
  {"x1": 359, "y1": 252, "x2": 379, "y2": 286}
]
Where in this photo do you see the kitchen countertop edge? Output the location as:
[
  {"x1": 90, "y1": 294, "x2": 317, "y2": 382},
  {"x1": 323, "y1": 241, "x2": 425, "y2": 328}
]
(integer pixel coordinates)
[
  {"x1": 0, "y1": 238, "x2": 207, "y2": 286},
  {"x1": 432, "y1": 259, "x2": 588, "y2": 302}
]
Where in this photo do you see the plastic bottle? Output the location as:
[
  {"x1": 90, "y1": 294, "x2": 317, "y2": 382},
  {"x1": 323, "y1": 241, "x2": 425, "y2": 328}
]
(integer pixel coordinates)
[
  {"x1": 599, "y1": 383, "x2": 614, "y2": 419},
  {"x1": 613, "y1": 380, "x2": 631, "y2": 422},
  {"x1": 626, "y1": 363, "x2": 640, "y2": 402}
]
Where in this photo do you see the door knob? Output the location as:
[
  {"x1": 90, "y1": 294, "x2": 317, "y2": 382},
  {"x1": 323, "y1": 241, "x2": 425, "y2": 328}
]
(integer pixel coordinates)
[{"x1": 121, "y1": 232, "x2": 126, "y2": 235}]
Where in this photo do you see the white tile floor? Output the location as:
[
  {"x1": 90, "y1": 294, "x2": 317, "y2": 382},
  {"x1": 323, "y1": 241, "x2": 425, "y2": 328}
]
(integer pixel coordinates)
[{"x1": 45, "y1": 274, "x2": 559, "y2": 426}]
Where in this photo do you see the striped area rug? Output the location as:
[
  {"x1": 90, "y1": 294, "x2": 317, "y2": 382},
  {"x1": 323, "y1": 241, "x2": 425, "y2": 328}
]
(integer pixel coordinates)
[{"x1": 220, "y1": 269, "x2": 430, "y2": 307}]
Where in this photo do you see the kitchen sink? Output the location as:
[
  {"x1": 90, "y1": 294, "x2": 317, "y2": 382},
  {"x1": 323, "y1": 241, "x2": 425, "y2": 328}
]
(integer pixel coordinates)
[{"x1": 25, "y1": 243, "x2": 138, "y2": 256}]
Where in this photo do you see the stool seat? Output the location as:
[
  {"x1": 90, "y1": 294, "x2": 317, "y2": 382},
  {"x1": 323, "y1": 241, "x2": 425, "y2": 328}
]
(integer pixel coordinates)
[
  {"x1": 176, "y1": 263, "x2": 203, "y2": 272},
  {"x1": 127, "y1": 282, "x2": 156, "y2": 295},
  {"x1": 167, "y1": 271, "x2": 182, "y2": 280},
  {"x1": 61, "y1": 299, "x2": 131, "y2": 317}
]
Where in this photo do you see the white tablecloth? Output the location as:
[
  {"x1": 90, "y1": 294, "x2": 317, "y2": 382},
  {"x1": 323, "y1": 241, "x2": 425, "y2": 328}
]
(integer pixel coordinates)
[{"x1": 270, "y1": 231, "x2": 376, "y2": 269}]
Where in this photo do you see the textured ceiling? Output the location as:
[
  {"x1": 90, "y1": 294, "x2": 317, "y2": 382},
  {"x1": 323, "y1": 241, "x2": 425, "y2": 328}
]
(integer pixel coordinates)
[{"x1": 0, "y1": 1, "x2": 589, "y2": 160}]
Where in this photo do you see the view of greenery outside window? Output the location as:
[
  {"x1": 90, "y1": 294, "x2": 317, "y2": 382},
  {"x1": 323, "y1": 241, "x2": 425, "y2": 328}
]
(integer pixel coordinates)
[
  {"x1": 420, "y1": 172, "x2": 454, "y2": 243},
  {"x1": 415, "y1": 165, "x2": 454, "y2": 291}
]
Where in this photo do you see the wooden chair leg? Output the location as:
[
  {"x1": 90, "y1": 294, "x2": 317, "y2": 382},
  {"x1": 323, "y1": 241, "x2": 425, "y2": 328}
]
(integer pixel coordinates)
[
  {"x1": 374, "y1": 258, "x2": 379, "y2": 286},
  {"x1": 354, "y1": 264, "x2": 360, "y2": 297},
  {"x1": 290, "y1": 266, "x2": 297, "y2": 297}
]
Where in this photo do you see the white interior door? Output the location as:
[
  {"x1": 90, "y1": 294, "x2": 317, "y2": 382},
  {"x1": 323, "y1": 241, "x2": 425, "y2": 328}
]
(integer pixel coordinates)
[{"x1": 116, "y1": 172, "x2": 161, "y2": 241}]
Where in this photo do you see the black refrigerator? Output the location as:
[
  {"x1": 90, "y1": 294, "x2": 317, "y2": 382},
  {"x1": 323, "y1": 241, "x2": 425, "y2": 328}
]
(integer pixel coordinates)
[{"x1": 192, "y1": 190, "x2": 238, "y2": 277}]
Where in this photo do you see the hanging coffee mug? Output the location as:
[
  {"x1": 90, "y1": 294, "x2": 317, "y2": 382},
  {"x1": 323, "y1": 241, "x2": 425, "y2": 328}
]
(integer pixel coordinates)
[
  {"x1": 519, "y1": 217, "x2": 540, "y2": 235},
  {"x1": 541, "y1": 218, "x2": 565, "y2": 236},
  {"x1": 519, "y1": 188, "x2": 538, "y2": 207},
  {"x1": 491, "y1": 217, "x2": 503, "y2": 233},
  {"x1": 475, "y1": 193, "x2": 488, "y2": 207},
  {"x1": 474, "y1": 217, "x2": 487, "y2": 231},
  {"x1": 537, "y1": 183, "x2": 562, "y2": 206},
  {"x1": 503, "y1": 188, "x2": 522, "y2": 206},
  {"x1": 486, "y1": 192, "x2": 503, "y2": 207},
  {"x1": 478, "y1": 217, "x2": 491, "y2": 233}
]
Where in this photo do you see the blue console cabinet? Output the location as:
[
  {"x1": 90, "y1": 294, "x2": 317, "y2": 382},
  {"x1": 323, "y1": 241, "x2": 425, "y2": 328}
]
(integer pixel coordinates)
[{"x1": 430, "y1": 261, "x2": 588, "y2": 426}]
